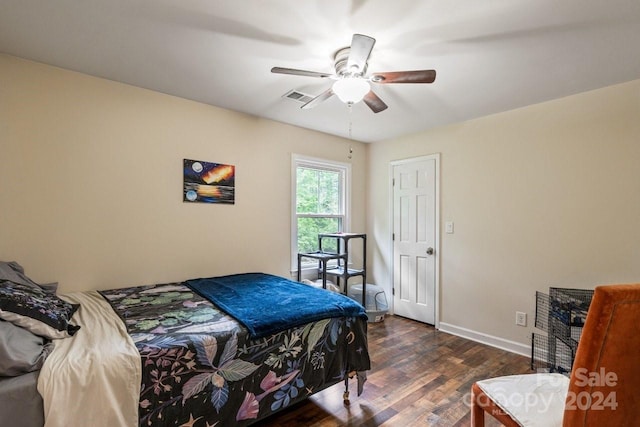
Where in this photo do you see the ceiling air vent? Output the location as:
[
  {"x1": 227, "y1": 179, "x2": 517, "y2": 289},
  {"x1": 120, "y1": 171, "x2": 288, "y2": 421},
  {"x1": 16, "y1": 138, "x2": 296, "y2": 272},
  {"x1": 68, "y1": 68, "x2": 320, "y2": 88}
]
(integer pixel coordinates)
[{"x1": 282, "y1": 90, "x2": 314, "y2": 105}]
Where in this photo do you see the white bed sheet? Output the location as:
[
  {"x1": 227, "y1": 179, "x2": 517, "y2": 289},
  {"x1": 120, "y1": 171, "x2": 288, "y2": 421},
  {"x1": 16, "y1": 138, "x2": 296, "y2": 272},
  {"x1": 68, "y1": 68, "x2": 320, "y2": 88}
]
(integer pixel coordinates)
[{"x1": 37, "y1": 290, "x2": 141, "y2": 427}]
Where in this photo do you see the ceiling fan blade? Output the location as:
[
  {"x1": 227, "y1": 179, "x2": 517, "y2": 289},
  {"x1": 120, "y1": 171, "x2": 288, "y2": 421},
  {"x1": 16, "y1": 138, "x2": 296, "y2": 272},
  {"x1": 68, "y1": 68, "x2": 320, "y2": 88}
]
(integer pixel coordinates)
[
  {"x1": 301, "y1": 88, "x2": 334, "y2": 109},
  {"x1": 363, "y1": 91, "x2": 388, "y2": 113},
  {"x1": 271, "y1": 67, "x2": 333, "y2": 79},
  {"x1": 346, "y1": 34, "x2": 376, "y2": 74},
  {"x1": 370, "y1": 70, "x2": 436, "y2": 84}
]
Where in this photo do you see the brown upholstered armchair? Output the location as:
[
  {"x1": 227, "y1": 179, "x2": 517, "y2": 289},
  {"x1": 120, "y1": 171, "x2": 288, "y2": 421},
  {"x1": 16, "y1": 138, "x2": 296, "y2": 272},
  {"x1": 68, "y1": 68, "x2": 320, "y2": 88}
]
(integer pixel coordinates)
[{"x1": 471, "y1": 284, "x2": 640, "y2": 427}]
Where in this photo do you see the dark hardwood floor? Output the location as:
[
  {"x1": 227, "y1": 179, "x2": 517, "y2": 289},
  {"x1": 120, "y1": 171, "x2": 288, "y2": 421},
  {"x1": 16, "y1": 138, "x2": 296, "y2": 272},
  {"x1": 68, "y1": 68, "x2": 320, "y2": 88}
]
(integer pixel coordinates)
[{"x1": 258, "y1": 315, "x2": 531, "y2": 427}]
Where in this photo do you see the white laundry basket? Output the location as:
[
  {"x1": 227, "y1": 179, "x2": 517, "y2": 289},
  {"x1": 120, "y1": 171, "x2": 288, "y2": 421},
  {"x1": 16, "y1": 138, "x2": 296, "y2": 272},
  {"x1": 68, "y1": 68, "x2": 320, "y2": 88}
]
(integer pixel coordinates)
[{"x1": 348, "y1": 284, "x2": 388, "y2": 322}]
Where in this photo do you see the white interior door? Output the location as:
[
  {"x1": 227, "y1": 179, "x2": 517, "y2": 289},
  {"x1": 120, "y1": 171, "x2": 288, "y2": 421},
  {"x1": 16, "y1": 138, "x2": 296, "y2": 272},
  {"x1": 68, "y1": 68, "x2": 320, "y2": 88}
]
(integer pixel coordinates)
[{"x1": 393, "y1": 156, "x2": 438, "y2": 325}]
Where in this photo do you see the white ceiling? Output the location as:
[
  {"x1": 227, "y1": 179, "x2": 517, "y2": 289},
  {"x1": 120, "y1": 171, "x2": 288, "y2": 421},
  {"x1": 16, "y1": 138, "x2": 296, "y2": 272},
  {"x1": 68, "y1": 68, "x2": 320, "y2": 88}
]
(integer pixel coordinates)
[{"x1": 1, "y1": 0, "x2": 640, "y2": 142}]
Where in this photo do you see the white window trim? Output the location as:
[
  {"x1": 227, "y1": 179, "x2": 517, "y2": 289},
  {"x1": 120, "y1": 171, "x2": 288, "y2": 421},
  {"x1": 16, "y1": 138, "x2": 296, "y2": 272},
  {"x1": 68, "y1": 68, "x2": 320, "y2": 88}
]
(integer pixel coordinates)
[{"x1": 291, "y1": 154, "x2": 351, "y2": 272}]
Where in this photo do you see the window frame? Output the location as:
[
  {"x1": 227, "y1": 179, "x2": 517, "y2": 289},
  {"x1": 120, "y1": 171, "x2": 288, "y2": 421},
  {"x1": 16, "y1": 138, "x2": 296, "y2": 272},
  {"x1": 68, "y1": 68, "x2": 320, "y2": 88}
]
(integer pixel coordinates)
[{"x1": 291, "y1": 154, "x2": 351, "y2": 272}]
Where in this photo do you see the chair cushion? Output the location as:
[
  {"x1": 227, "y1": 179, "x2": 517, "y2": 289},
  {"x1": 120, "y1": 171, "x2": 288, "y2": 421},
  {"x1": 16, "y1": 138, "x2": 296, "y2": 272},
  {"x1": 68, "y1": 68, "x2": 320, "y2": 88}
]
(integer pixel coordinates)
[{"x1": 476, "y1": 373, "x2": 569, "y2": 427}]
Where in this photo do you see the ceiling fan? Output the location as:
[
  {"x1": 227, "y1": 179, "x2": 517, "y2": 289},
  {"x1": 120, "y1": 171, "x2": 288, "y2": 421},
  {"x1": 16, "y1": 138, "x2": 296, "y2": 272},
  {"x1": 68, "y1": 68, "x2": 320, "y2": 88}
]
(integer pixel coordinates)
[{"x1": 271, "y1": 34, "x2": 436, "y2": 113}]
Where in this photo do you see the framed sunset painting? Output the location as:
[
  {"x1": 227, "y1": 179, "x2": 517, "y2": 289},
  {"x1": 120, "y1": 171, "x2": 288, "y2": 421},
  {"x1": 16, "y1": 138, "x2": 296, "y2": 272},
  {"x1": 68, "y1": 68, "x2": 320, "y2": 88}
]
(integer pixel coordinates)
[{"x1": 183, "y1": 159, "x2": 235, "y2": 204}]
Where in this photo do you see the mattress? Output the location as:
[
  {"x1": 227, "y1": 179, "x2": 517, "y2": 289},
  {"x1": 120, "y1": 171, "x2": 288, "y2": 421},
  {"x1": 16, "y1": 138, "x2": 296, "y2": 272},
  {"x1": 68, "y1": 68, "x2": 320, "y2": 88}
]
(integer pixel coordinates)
[{"x1": 0, "y1": 371, "x2": 44, "y2": 427}]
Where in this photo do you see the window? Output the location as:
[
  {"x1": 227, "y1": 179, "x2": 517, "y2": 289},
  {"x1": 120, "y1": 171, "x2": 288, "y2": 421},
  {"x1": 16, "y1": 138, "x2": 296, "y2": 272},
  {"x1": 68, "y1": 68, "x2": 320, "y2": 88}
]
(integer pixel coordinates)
[{"x1": 292, "y1": 155, "x2": 350, "y2": 269}]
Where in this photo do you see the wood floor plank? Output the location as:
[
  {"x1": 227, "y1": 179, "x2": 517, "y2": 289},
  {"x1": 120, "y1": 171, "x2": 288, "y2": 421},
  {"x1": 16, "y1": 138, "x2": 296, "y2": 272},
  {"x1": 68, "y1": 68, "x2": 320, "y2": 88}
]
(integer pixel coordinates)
[{"x1": 257, "y1": 315, "x2": 531, "y2": 426}]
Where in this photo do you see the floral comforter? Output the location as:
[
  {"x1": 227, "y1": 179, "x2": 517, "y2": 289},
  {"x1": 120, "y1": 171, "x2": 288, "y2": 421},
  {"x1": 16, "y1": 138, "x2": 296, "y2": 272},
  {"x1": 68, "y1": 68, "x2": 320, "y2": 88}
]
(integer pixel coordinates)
[{"x1": 100, "y1": 282, "x2": 370, "y2": 426}]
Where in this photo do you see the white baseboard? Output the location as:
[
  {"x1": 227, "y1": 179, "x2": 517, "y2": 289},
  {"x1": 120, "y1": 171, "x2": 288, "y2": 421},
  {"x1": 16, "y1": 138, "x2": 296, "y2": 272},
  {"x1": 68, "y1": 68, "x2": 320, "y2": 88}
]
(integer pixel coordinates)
[{"x1": 438, "y1": 322, "x2": 531, "y2": 358}]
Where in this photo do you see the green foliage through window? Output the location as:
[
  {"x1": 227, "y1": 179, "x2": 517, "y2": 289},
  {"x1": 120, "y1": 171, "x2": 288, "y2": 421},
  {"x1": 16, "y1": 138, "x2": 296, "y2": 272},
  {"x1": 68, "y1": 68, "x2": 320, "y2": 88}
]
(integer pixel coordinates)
[
  {"x1": 294, "y1": 161, "x2": 346, "y2": 259},
  {"x1": 296, "y1": 168, "x2": 340, "y2": 214},
  {"x1": 297, "y1": 218, "x2": 340, "y2": 253}
]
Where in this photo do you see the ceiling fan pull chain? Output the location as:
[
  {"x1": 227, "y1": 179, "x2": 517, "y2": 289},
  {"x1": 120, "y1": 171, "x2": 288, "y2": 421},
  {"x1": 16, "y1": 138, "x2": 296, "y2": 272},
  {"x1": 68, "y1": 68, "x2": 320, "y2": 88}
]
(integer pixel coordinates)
[{"x1": 348, "y1": 104, "x2": 353, "y2": 140}]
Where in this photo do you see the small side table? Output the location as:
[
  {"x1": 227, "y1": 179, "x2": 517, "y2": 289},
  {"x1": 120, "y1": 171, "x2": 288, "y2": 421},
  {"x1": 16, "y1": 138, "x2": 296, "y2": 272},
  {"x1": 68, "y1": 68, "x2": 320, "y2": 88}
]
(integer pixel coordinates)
[
  {"x1": 297, "y1": 251, "x2": 347, "y2": 290},
  {"x1": 319, "y1": 233, "x2": 366, "y2": 297}
]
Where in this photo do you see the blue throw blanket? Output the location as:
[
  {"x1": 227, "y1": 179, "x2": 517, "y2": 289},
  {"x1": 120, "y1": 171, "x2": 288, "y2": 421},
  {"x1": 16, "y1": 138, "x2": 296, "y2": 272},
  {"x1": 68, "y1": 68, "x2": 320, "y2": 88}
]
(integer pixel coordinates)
[{"x1": 186, "y1": 273, "x2": 366, "y2": 338}]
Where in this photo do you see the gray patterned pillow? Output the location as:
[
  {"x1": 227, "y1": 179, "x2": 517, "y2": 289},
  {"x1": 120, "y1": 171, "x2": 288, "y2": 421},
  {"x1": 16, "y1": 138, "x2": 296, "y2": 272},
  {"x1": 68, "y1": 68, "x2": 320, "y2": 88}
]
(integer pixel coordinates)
[
  {"x1": 0, "y1": 261, "x2": 58, "y2": 294},
  {"x1": 0, "y1": 320, "x2": 54, "y2": 376},
  {"x1": 0, "y1": 280, "x2": 80, "y2": 339}
]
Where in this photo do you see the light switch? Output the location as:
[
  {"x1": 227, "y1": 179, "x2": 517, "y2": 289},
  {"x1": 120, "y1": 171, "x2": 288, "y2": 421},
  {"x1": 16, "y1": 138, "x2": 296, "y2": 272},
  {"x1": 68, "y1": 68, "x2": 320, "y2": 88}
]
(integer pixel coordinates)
[{"x1": 445, "y1": 221, "x2": 454, "y2": 234}]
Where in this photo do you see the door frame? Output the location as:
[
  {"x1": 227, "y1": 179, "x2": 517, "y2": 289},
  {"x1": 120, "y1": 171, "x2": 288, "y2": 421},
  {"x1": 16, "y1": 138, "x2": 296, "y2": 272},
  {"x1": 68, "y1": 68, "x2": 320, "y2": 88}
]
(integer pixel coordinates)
[{"x1": 388, "y1": 153, "x2": 441, "y2": 329}]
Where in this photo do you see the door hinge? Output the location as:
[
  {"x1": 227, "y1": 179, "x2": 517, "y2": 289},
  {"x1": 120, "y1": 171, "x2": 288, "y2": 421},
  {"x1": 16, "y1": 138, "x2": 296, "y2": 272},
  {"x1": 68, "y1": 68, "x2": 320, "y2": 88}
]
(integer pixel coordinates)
[
  {"x1": 392, "y1": 288, "x2": 395, "y2": 296},
  {"x1": 392, "y1": 178, "x2": 395, "y2": 186},
  {"x1": 392, "y1": 233, "x2": 395, "y2": 241}
]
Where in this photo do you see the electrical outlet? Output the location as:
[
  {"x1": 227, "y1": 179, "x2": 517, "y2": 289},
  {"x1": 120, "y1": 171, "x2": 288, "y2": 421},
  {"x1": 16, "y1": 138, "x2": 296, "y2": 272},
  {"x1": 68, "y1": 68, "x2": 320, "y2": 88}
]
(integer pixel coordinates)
[{"x1": 516, "y1": 311, "x2": 527, "y2": 327}]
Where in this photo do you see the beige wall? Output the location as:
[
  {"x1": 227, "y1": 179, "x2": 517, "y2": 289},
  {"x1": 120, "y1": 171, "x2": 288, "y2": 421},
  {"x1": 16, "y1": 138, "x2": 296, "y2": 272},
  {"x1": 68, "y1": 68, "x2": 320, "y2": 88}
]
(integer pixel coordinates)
[
  {"x1": 0, "y1": 55, "x2": 367, "y2": 292},
  {"x1": 367, "y1": 79, "x2": 640, "y2": 349}
]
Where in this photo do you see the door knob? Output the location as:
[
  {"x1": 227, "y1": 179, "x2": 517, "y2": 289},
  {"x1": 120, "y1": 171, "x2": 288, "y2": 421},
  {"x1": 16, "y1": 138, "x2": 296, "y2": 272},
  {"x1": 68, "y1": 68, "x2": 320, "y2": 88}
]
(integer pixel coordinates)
[{"x1": 426, "y1": 247, "x2": 434, "y2": 255}]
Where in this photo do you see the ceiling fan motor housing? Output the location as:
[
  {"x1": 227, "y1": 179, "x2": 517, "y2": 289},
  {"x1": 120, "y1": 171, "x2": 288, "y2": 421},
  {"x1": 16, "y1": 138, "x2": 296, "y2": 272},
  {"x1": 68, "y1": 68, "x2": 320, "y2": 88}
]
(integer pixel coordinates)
[{"x1": 334, "y1": 47, "x2": 367, "y2": 77}]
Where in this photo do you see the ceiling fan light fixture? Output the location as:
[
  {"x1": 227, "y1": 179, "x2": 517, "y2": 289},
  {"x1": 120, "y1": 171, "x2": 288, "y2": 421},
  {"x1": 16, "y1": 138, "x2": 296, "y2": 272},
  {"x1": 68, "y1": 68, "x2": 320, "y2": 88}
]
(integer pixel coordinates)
[{"x1": 332, "y1": 77, "x2": 370, "y2": 105}]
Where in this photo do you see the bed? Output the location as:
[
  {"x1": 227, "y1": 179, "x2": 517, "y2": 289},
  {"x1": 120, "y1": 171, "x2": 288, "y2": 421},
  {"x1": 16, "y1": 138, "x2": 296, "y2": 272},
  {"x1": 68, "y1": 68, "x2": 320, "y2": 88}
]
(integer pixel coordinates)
[{"x1": 0, "y1": 265, "x2": 371, "y2": 427}]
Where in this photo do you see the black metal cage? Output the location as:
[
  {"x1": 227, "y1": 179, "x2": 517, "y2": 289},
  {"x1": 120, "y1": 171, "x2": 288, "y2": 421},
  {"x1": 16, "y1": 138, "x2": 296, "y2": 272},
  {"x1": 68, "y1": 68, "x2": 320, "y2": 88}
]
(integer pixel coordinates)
[{"x1": 531, "y1": 287, "x2": 594, "y2": 374}]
